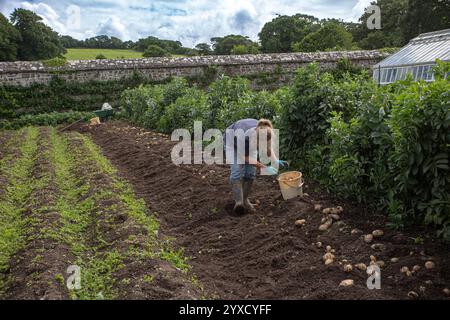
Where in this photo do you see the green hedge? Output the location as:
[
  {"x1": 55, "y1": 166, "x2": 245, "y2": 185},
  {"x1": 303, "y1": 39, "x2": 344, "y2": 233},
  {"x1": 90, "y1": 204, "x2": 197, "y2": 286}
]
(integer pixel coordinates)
[{"x1": 0, "y1": 72, "x2": 166, "y2": 119}]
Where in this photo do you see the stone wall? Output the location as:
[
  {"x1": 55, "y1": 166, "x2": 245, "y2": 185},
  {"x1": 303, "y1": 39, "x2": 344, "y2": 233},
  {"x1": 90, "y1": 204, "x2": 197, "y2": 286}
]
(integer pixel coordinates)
[{"x1": 0, "y1": 50, "x2": 388, "y2": 87}]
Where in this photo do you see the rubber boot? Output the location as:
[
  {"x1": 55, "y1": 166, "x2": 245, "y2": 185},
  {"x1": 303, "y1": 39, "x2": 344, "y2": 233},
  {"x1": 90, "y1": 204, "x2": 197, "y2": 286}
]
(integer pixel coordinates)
[
  {"x1": 243, "y1": 178, "x2": 256, "y2": 213},
  {"x1": 232, "y1": 181, "x2": 246, "y2": 215}
]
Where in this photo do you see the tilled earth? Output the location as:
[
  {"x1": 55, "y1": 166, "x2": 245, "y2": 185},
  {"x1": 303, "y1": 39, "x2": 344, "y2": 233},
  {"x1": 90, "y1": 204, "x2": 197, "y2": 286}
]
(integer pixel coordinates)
[
  {"x1": 80, "y1": 121, "x2": 450, "y2": 300},
  {"x1": 0, "y1": 127, "x2": 200, "y2": 300}
]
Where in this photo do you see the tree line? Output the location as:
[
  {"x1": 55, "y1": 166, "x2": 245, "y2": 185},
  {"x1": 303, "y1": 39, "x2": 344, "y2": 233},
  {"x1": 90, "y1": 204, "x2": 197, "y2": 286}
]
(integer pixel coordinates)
[{"x1": 1, "y1": 0, "x2": 449, "y2": 61}]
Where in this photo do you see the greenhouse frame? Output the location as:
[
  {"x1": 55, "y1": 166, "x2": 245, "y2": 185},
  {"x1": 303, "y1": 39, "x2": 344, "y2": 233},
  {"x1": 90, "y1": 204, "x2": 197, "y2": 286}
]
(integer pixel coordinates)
[{"x1": 373, "y1": 29, "x2": 450, "y2": 85}]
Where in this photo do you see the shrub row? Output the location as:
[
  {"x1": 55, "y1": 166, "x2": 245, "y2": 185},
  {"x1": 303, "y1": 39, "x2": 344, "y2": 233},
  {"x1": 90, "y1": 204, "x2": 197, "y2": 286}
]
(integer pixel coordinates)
[
  {"x1": 0, "y1": 72, "x2": 164, "y2": 119},
  {"x1": 280, "y1": 62, "x2": 450, "y2": 238},
  {"x1": 120, "y1": 76, "x2": 281, "y2": 134},
  {"x1": 0, "y1": 111, "x2": 95, "y2": 130}
]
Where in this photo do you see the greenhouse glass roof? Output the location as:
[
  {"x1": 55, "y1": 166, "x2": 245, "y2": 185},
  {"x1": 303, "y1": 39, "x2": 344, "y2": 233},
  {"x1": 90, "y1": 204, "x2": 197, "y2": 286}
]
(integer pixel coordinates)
[{"x1": 373, "y1": 29, "x2": 450, "y2": 84}]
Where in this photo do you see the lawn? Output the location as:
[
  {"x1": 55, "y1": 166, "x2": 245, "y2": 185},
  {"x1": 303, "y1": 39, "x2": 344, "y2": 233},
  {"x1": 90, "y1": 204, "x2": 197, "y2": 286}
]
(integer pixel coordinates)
[{"x1": 64, "y1": 48, "x2": 144, "y2": 60}]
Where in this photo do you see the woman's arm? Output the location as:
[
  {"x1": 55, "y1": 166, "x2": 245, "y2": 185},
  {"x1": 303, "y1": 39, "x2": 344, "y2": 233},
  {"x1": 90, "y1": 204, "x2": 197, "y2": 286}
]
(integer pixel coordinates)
[{"x1": 245, "y1": 156, "x2": 266, "y2": 169}]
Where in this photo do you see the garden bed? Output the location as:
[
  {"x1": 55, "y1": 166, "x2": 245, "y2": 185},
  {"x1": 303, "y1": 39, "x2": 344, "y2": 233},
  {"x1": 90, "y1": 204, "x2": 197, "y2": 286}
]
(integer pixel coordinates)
[
  {"x1": 77, "y1": 121, "x2": 450, "y2": 300},
  {"x1": 0, "y1": 126, "x2": 200, "y2": 300}
]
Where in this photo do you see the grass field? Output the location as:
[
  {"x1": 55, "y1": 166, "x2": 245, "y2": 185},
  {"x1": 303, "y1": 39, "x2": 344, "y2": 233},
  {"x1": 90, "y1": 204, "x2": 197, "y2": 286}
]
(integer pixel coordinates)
[
  {"x1": 64, "y1": 48, "x2": 144, "y2": 60},
  {"x1": 64, "y1": 48, "x2": 187, "y2": 60}
]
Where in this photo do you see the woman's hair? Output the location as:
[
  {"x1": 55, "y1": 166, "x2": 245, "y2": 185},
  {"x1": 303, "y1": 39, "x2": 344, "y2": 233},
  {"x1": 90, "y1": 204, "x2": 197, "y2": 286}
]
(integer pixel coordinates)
[
  {"x1": 257, "y1": 119, "x2": 273, "y2": 129},
  {"x1": 256, "y1": 119, "x2": 273, "y2": 156},
  {"x1": 256, "y1": 119, "x2": 273, "y2": 140}
]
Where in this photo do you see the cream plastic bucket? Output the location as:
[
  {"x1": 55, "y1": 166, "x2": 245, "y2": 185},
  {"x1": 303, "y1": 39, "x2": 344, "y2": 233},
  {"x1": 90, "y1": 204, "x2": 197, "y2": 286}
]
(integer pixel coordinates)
[{"x1": 277, "y1": 171, "x2": 304, "y2": 200}]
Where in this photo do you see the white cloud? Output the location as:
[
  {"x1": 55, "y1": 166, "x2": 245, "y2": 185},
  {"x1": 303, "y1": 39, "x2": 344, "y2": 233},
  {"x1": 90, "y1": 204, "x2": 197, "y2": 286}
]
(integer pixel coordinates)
[
  {"x1": 0, "y1": 0, "x2": 366, "y2": 47},
  {"x1": 97, "y1": 16, "x2": 128, "y2": 39}
]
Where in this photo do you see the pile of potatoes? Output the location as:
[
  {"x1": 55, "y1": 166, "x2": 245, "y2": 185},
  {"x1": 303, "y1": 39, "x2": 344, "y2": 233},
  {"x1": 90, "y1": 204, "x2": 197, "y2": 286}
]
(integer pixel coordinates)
[
  {"x1": 318, "y1": 206, "x2": 344, "y2": 231},
  {"x1": 363, "y1": 229, "x2": 384, "y2": 244},
  {"x1": 322, "y1": 245, "x2": 336, "y2": 265}
]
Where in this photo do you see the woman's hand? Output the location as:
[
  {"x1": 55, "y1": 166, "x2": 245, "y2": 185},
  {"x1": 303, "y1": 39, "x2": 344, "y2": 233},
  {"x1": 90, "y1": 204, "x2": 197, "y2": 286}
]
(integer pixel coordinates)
[
  {"x1": 276, "y1": 160, "x2": 289, "y2": 169},
  {"x1": 265, "y1": 166, "x2": 278, "y2": 176},
  {"x1": 255, "y1": 162, "x2": 266, "y2": 169}
]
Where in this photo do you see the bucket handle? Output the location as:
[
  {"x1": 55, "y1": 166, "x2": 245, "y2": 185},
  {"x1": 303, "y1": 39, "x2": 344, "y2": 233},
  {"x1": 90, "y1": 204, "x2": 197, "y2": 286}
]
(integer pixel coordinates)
[{"x1": 280, "y1": 177, "x2": 303, "y2": 188}]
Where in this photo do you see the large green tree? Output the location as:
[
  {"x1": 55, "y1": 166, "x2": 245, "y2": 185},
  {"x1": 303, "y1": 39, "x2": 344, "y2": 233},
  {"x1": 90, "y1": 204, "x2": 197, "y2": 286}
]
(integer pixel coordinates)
[
  {"x1": 258, "y1": 14, "x2": 319, "y2": 53},
  {"x1": 0, "y1": 13, "x2": 21, "y2": 61},
  {"x1": 352, "y1": 0, "x2": 407, "y2": 49},
  {"x1": 294, "y1": 22, "x2": 354, "y2": 52},
  {"x1": 403, "y1": 0, "x2": 450, "y2": 41},
  {"x1": 195, "y1": 43, "x2": 213, "y2": 55},
  {"x1": 210, "y1": 35, "x2": 256, "y2": 55},
  {"x1": 59, "y1": 35, "x2": 83, "y2": 48},
  {"x1": 10, "y1": 8, "x2": 65, "y2": 60},
  {"x1": 134, "y1": 36, "x2": 190, "y2": 54}
]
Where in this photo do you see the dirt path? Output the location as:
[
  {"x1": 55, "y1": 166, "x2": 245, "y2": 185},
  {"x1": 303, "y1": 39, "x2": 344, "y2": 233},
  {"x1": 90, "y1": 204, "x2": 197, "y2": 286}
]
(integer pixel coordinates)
[{"x1": 81, "y1": 121, "x2": 450, "y2": 300}]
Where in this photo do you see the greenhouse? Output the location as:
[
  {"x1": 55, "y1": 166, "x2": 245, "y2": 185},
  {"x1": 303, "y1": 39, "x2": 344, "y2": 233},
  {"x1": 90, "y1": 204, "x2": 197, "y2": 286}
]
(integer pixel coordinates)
[{"x1": 373, "y1": 29, "x2": 450, "y2": 85}]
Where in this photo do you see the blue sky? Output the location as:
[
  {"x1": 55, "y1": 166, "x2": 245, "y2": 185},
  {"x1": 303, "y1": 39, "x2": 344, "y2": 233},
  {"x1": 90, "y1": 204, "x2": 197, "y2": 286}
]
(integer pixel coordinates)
[{"x1": 0, "y1": 0, "x2": 373, "y2": 47}]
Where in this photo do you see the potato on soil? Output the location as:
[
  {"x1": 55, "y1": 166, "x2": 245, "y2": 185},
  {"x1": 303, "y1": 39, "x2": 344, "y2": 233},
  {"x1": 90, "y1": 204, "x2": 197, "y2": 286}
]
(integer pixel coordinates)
[
  {"x1": 364, "y1": 234, "x2": 374, "y2": 243},
  {"x1": 316, "y1": 242, "x2": 323, "y2": 248},
  {"x1": 412, "y1": 265, "x2": 421, "y2": 272},
  {"x1": 295, "y1": 219, "x2": 306, "y2": 227},
  {"x1": 371, "y1": 243, "x2": 386, "y2": 251},
  {"x1": 322, "y1": 208, "x2": 332, "y2": 215},
  {"x1": 329, "y1": 208, "x2": 340, "y2": 215},
  {"x1": 326, "y1": 245, "x2": 332, "y2": 252},
  {"x1": 325, "y1": 259, "x2": 334, "y2": 266},
  {"x1": 343, "y1": 264, "x2": 353, "y2": 272},
  {"x1": 390, "y1": 257, "x2": 399, "y2": 263},
  {"x1": 408, "y1": 291, "x2": 419, "y2": 299},
  {"x1": 443, "y1": 288, "x2": 450, "y2": 296},
  {"x1": 400, "y1": 266, "x2": 409, "y2": 273},
  {"x1": 319, "y1": 219, "x2": 333, "y2": 231},
  {"x1": 339, "y1": 279, "x2": 354, "y2": 287},
  {"x1": 329, "y1": 214, "x2": 340, "y2": 221},
  {"x1": 314, "y1": 204, "x2": 322, "y2": 211},
  {"x1": 355, "y1": 263, "x2": 367, "y2": 271},
  {"x1": 351, "y1": 228, "x2": 362, "y2": 235},
  {"x1": 372, "y1": 230, "x2": 384, "y2": 238},
  {"x1": 425, "y1": 261, "x2": 435, "y2": 270},
  {"x1": 323, "y1": 252, "x2": 335, "y2": 262}
]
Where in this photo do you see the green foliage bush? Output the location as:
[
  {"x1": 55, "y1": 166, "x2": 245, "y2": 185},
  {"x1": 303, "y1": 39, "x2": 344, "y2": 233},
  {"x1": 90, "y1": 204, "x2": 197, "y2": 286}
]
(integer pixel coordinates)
[
  {"x1": 95, "y1": 53, "x2": 107, "y2": 60},
  {"x1": 120, "y1": 76, "x2": 280, "y2": 133},
  {"x1": 42, "y1": 56, "x2": 67, "y2": 67},
  {"x1": 275, "y1": 61, "x2": 450, "y2": 237},
  {"x1": 278, "y1": 64, "x2": 340, "y2": 166},
  {"x1": 120, "y1": 84, "x2": 163, "y2": 129},
  {"x1": 158, "y1": 88, "x2": 209, "y2": 133},
  {"x1": 388, "y1": 79, "x2": 450, "y2": 236},
  {"x1": 206, "y1": 76, "x2": 253, "y2": 129}
]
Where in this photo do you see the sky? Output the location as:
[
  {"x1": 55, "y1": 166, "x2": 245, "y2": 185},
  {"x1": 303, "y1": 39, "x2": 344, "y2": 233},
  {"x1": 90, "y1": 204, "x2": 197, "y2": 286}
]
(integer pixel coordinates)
[{"x1": 0, "y1": 0, "x2": 373, "y2": 47}]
